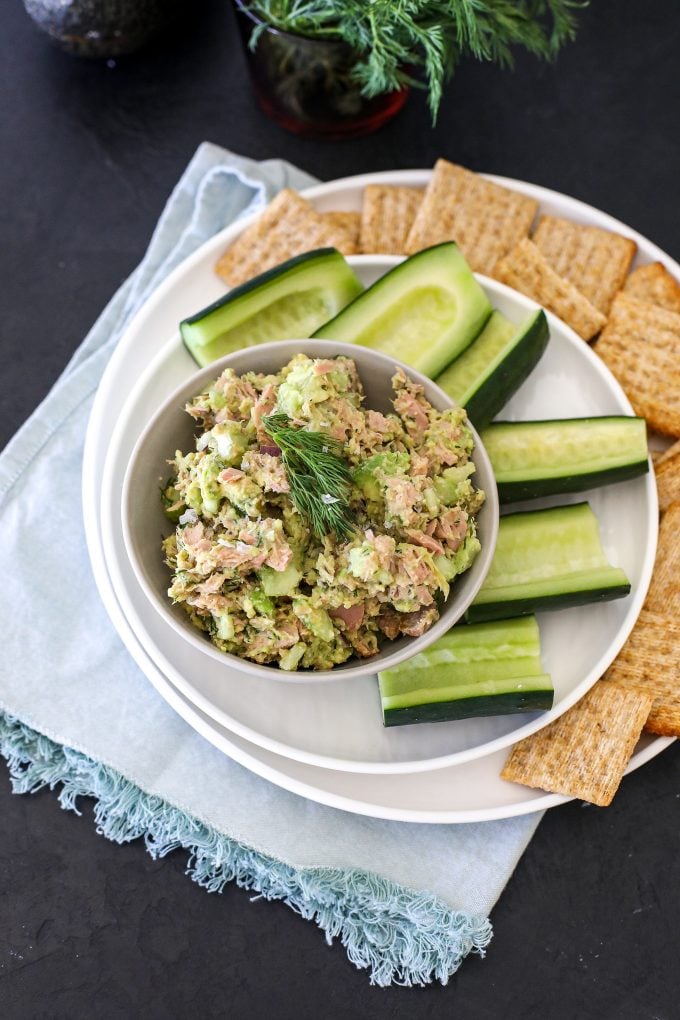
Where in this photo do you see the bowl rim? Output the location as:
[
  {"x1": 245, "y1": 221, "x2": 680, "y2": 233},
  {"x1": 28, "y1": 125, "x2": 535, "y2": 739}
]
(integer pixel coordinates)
[{"x1": 121, "y1": 338, "x2": 499, "y2": 683}]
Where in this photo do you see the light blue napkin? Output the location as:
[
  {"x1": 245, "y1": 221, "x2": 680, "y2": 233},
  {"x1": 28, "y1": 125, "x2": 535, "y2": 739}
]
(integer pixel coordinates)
[{"x1": 0, "y1": 143, "x2": 542, "y2": 987}]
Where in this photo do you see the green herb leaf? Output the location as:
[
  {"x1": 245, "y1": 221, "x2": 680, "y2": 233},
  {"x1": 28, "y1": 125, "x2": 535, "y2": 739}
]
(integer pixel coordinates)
[
  {"x1": 262, "y1": 413, "x2": 355, "y2": 540},
  {"x1": 244, "y1": 0, "x2": 585, "y2": 122}
]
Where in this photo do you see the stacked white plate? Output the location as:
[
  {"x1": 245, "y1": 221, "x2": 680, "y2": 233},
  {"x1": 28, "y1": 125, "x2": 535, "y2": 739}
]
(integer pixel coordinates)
[{"x1": 83, "y1": 170, "x2": 675, "y2": 823}]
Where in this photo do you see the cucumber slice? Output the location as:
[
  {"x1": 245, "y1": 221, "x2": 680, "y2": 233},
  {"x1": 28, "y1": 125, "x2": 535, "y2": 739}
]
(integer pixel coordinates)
[
  {"x1": 379, "y1": 616, "x2": 553, "y2": 726},
  {"x1": 436, "y1": 309, "x2": 549, "y2": 428},
  {"x1": 481, "y1": 417, "x2": 649, "y2": 503},
  {"x1": 313, "y1": 243, "x2": 491, "y2": 377},
  {"x1": 466, "y1": 502, "x2": 631, "y2": 623},
  {"x1": 181, "y1": 248, "x2": 363, "y2": 367}
]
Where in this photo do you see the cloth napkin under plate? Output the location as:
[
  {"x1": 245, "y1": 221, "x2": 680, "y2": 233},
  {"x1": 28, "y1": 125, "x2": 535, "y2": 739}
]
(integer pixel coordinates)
[{"x1": 0, "y1": 142, "x2": 542, "y2": 987}]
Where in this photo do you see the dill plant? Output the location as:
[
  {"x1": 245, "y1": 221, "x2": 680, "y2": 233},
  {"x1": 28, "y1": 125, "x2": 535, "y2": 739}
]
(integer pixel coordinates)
[{"x1": 242, "y1": 0, "x2": 585, "y2": 121}]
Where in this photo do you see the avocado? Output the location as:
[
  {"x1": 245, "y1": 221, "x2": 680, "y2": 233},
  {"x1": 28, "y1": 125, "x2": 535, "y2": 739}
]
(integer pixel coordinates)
[{"x1": 259, "y1": 562, "x2": 302, "y2": 596}]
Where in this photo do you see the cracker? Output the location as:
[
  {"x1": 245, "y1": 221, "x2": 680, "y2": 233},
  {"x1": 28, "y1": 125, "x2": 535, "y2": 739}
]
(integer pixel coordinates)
[
  {"x1": 532, "y1": 215, "x2": 636, "y2": 315},
  {"x1": 657, "y1": 437, "x2": 680, "y2": 466},
  {"x1": 595, "y1": 293, "x2": 680, "y2": 437},
  {"x1": 500, "y1": 681, "x2": 653, "y2": 807},
  {"x1": 215, "y1": 188, "x2": 358, "y2": 286},
  {"x1": 655, "y1": 446, "x2": 680, "y2": 512},
  {"x1": 322, "y1": 211, "x2": 361, "y2": 249},
  {"x1": 404, "y1": 159, "x2": 537, "y2": 275},
  {"x1": 644, "y1": 501, "x2": 680, "y2": 614},
  {"x1": 602, "y1": 610, "x2": 680, "y2": 737},
  {"x1": 359, "y1": 185, "x2": 423, "y2": 254},
  {"x1": 494, "y1": 239, "x2": 607, "y2": 341},
  {"x1": 623, "y1": 262, "x2": 680, "y2": 315}
]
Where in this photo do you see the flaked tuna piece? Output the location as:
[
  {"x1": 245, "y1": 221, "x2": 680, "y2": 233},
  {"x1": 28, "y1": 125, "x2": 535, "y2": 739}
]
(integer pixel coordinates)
[
  {"x1": 410, "y1": 454, "x2": 429, "y2": 476},
  {"x1": 275, "y1": 621, "x2": 300, "y2": 648},
  {"x1": 312, "y1": 359, "x2": 338, "y2": 375},
  {"x1": 392, "y1": 370, "x2": 432, "y2": 435},
  {"x1": 214, "y1": 541, "x2": 267, "y2": 571},
  {"x1": 404, "y1": 529, "x2": 445, "y2": 555},
  {"x1": 241, "y1": 451, "x2": 289, "y2": 493},
  {"x1": 373, "y1": 534, "x2": 396, "y2": 568},
  {"x1": 384, "y1": 476, "x2": 421, "y2": 526},
  {"x1": 251, "y1": 383, "x2": 277, "y2": 436},
  {"x1": 329, "y1": 603, "x2": 365, "y2": 631},
  {"x1": 396, "y1": 545, "x2": 434, "y2": 585},
  {"x1": 219, "y1": 468, "x2": 245, "y2": 483},
  {"x1": 193, "y1": 572, "x2": 229, "y2": 595},
  {"x1": 181, "y1": 521, "x2": 212, "y2": 553},
  {"x1": 366, "y1": 410, "x2": 393, "y2": 434},
  {"x1": 414, "y1": 585, "x2": 434, "y2": 606},
  {"x1": 436, "y1": 509, "x2": 469, "y2": 551},
  {"x1": 265, "y1": 538, "x2": 293, "y2": 572}
]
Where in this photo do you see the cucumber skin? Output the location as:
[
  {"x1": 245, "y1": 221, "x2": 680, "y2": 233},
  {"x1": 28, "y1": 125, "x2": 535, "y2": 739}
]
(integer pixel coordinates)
[
  {"x1": 181, "y1": 248, "x2": 350, "y2": 327},
  {"x1": 437, "y1": 309, "x2": 549, "y2": 430},
  {"x1": 382, "y1": 688, "x2": 554, "y2": 726},
  {"x1": 465, "y1": 582, "x2": 632, "y2": 624},
  {"x1": 180, "y1": 248, "x2": 362, "y2": 365},
  {"x1": 495, "y1": 460, "x2": 649, "y2": 503}
]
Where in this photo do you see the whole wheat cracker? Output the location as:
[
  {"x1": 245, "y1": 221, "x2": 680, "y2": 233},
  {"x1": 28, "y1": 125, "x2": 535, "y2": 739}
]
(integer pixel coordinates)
[
  {"x1": 595, "y1": 292, "x2": 680, "y2": 437},
  {"x1": 532, "y1": 215, "x2": 636, "y2": 315},
  {"x1": 644, "y1": 501, "x2": 680, "y2": 614},
  {"x1": 623, "y1": 262, "x2": 680, "y2": 315},
  {"x1": 359, "y1": 185, "x2": 423, "y2": 255},
  {"x1": 657, "y1": 437, "x2": 680, "y2": 465},
  {"x1": 500, "y1": 681, "x2": 653, "y2": 807},
  {"x1": 655, "y1": 448, "x2": 680, "y2": 512},
  {"x1": 322, "y1": 211, "x2": 361, "y2": 249},
  {"x1": 602, "y1": 609, "x2": 680, "y2": 737},
  {"x1": 404, "y1": 159, "x2": 537, "y2": 275},
  {"x1": 215, "y1": 189, "x2": 358, "y2": 286},
  {"x1": 494, "y1": 239, "x2": 606, "y2": 341}
]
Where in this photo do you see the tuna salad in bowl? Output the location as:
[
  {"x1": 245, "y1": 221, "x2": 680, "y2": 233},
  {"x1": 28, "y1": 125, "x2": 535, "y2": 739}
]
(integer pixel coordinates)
[{"x1": 122, "y1": 340, "x2": 499, "y2": 682}]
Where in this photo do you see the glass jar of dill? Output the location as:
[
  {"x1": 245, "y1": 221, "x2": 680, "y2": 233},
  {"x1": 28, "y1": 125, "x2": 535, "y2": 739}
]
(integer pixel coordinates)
[{"x1": 232, "y1": 0, "x2": 409, "y2": 140}]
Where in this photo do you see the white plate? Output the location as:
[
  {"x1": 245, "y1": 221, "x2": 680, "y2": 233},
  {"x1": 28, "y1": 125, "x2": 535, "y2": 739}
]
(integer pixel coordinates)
[
  {"x1": 101, "y1": 273, "x2": 656, "y2": 774},
  {"x1": 83, "y1": 170, "x2": 676, "y2": 812},
  {"x1": 102, "y1": 592, "x2": 672, "y2": 824}
]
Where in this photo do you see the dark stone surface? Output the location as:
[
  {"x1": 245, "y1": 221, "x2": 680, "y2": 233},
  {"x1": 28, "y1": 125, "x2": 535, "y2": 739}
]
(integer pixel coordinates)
[{"x1": 1, "y1": 0, "x2": 679, "y2": 1015}]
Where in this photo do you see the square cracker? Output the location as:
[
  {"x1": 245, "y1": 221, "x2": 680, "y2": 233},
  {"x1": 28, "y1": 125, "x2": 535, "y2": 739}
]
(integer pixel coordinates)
[
  {"x1": 322, "y1": 211, "x2": 361, "y2": 249},
  {"x1": 494, "y1": 239, "x2": 606, "y2": 341},
  {"x1": 500, "y1": 681, "x2": 653, "y2": 807},
  {"x1": 654, "y1": 446, "x2": 680, "y2": 512},
  {"x1": 215, "y1": 188, "x2": 358, "y2": 286},
  {"x1": 404, "y1": 159, "x2": 537, "y2": 275},
  {"x1": 623, "y1": 262, "x2": 680, "y2": 315},
  {"x1": 532, "y1": 215, "x2": 636, "y2": 315},
  {"x1": 657, "y1": 437, "x2": 680, "y2": 465},
  {"x1": 595, "y1": 293, "x2": 680, "y2": 437},
  {"x1": 359, "y1": 185, "x2": 423, "y2": 254},
  {"x1": 602, "y1": 609, "x2": 680, "y2": 737},
  {"x1": 644, "y1": 501, "x2": 680, "y2": 614}
]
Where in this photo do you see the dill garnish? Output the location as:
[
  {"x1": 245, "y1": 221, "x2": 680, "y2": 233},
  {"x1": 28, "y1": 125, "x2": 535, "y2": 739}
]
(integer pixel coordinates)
[{"x1": 262, "y1": 413, "x2": 355, "y2": 540}]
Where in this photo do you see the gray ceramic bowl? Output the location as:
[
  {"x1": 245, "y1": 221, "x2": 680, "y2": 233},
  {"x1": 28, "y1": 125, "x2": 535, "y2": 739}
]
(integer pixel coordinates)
[{"x1": 122, "y1": 340, "x2": 499, "y2": 682}]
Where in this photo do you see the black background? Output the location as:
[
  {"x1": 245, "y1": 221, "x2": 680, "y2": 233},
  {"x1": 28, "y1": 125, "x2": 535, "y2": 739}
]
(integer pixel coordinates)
[{"x1": 2, "y1": 1, "x2": 680, "y2": 1016}]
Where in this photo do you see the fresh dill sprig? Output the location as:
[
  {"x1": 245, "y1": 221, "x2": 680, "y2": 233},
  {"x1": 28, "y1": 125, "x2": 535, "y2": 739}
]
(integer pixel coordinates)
[
  {"x1": 262, "y1": 413, "x2": 355, "y2": 540},
  {"x1": 244, "y1": 0, "x2": 585, "y2": 122}
]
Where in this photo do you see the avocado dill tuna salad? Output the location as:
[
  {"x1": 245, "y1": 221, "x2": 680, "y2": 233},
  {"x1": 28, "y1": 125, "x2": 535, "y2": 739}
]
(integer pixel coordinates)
[{"x1": 161, "y1": 354, "x2": 485, "y2": 670}]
